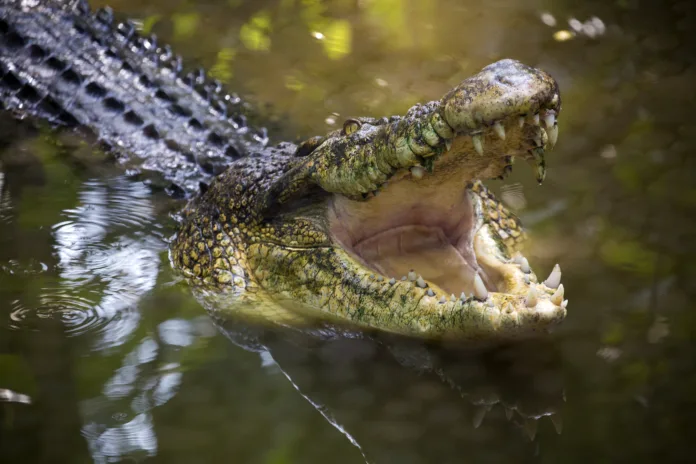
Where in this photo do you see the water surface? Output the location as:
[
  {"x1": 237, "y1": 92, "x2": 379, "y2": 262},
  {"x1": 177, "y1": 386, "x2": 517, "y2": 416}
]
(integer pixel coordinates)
[{"x1": 1, "y1": 0, "x2": 695, "y2": 462}]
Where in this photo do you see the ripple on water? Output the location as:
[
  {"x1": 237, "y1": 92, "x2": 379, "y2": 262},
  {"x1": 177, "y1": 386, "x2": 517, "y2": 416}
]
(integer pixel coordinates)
[
  {"x1": 0, "y1": 171, "x2": 12, "y2": 223},
  {"x1": 57, "y1": 177, "x2": 157, "y2": 233},
  {"x1": 1, "y1": 258, "x2": 50, "y2": 276},
  {"x1": 7, "y1": 177, "x2": 166, "y2": 347},
  {"x1": 8, "y1": 291, "x2": 111, "y2": 336}
]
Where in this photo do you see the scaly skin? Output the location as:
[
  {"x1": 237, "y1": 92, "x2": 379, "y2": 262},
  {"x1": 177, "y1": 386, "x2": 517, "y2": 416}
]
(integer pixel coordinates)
[
  {"x1": 0, "y1": 1, "x2": 567, "y2": 342},
  {"x1": 172, "y1": 60, "x2": 567, "y2": 342}
]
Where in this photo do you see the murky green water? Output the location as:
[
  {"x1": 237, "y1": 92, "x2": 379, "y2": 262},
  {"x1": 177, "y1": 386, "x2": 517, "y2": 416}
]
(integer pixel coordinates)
[{"x1": 2, "y1": 0, "x2": 696, "y2": 462}]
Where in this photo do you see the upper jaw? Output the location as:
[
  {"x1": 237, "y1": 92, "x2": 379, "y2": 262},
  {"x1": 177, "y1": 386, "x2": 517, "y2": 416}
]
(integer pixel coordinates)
[{"x1": 300, "y1": 59, "x2": 561, "y2": 201}]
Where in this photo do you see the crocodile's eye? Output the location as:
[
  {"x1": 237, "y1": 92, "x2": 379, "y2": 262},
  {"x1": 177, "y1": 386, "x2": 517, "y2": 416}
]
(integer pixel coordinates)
[{"x1": 342, "y1": 118, "x2": 362, "y2": 135}]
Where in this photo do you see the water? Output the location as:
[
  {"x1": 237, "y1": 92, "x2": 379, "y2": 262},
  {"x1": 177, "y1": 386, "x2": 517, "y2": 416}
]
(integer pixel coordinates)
[{"x1": 1, "y1": 0, "x2": 695, "y2": 462}]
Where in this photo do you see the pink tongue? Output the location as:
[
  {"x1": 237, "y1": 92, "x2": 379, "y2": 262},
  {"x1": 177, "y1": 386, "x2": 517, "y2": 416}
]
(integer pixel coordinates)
[{"x1": 354, "y1": 225, "x2": 478, "y2": 295}]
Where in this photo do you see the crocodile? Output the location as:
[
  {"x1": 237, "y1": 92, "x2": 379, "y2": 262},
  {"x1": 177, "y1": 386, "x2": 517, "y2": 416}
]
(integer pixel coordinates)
[{"x1": 0, "y1": 0, "x2": 567, "y2": 342}]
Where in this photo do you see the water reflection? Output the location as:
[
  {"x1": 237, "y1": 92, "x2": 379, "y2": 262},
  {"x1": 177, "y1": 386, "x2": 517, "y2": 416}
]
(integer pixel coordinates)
[
  {"x1": 9, "y1": 177, "x2": 162, "y2": 346},
  {"x1": 0, "y1": 171, "x2": 12, "y2": 223},
  {"x1": 219, "y1": 320, "x2": 565, "y2": 463},
  {"x1": 2, "y1": 0, "x2": 696, "y2": 462}
]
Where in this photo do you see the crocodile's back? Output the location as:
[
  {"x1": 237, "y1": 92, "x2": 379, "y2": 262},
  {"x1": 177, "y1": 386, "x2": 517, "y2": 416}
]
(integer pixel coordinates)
[{"x1": 0, "y1": 0, "x2": 265, "y2": 192}]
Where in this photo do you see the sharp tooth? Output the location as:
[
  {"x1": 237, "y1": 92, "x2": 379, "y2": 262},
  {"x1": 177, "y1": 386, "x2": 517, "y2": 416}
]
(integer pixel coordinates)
[
  {"x1": 450, "y1": 294, "x2": 456, "y2": 302},
  {"x1": 377, "y1": 275, "x2": 384, "y2": 282},
  {"x1": 544, "y1": 264, "x2": 562, "y2": 289},
  {"x1": 544, "y1": 112, "x2": 555, "y2": 128},
  {"x1": 561, "y1": 299, "x2": 568, "y2": 309},
  {"x1": 529, "y1": 147, "x2": 546, "y2": 184},
  {"x1": 524, "y1": 274, "x2": 530, "y2": 284},
  {"x1": 408, "y1": 270, "x2": 417, "y2": 281},
  {"x1": 473, "y1": 273, "x2": 488, "y2": 300},
  {"x1": 426, "y1": 288, "x2": 435, "y2": 297},
  {"x1": 460, "y1": 292, "x2": 467, "y2": 301},
  {"x1": 520, "y1": 257, "x2": 530, "y2": 274},
  {"x1": 547, "y1": 124, "x2": 558, "y2": 148},
  {"x1": 438, "y1": 296, "x2": 446, "y2": 304},
  {"x1": 445, "y1": 139, "x2": 452, "y2": 151},
  {"x1": 388, "y1": 278, "x2": 396, "y2": 285},
  {"x1": 518, "y1": 116, "x2": 525, "y2": 128},
  {"x1": 416, "y1": 275, "x2": 427, "y2": 288},
  {"x1": 401, "y1": 276, "x2": 407, "y2": 281},
  {"x1": 550, "y1": 283, "x2": 565, "y2": 306},
  {"x1": 526, "y1": 286, "x2": 538, "y2": 307},
  {"x1": 472, "y1": 134, "x2": 483, "y2": 155},
  {"x1": 513, "y1": 255, "x2": 524, "y2": 265},
  {"x1": 473, "y1": 407, "x2": 487, "y2": 428},
  {"x1": 550, "y1": 415, "x2": 563, "y2": 434},
  {"x1": 487, "y1": 299, "x2": 495, "y2": 307},
  {"x1": 533, "y1": 113, "x2": 540, "y2": 125},
  {"x1": 410, "y1": 165, "x2": 425, "y2": 180},
  {"x1": 493, "y1": 122, "x2": 506, "y2": 140},
  {"x1": 524, "y1": 419, "x2": 538, "y2": 441}
]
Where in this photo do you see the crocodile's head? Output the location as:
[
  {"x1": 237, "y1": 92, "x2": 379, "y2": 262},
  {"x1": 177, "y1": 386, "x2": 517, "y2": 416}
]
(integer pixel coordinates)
[{"x1": 177, "y1": 59, "x2": 567, "y2": 343}]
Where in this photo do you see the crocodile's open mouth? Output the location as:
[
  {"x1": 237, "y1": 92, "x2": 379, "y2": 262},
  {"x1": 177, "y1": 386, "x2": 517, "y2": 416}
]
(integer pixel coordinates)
[
  {"x1": 331, "y1": 177, "x2": 487, "y2": 297},
  {"x1": 328, "y1": 106, "x2": 566, "y2": 319}
]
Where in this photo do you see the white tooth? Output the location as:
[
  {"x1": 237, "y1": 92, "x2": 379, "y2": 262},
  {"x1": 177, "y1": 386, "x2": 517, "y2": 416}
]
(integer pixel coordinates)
[
  {"x1": 426, "y1": 289, "x2": 435, "y2": 297},
  {"x1": 533, "y1": 113, "x2": 540, "y2": 125},
  {"x1": 518, "y1": 116, "x2": 525, "y2": 128},
  {"x1": 544, "y1": 113, "x2": 555, "y2": 128},
  {"x1": 389, "y1": 278, "x2": 396, "y2": 285},
  {"x1": 416, "y1": 275, "x2": 427, "y2": 288},
  {"x1": 401, "y1": 276, "x2": 407, "y2": 281},
  {"x1": 439, "y1": 296, "x2": 446, "y2": 304},
  {"x1": 460, "y1": 292, "x2": 467, "y2": 301},
  {"x1": 524, "y1": 419, "x2": 538, "y2": 441},
  {"x1": 493, "y1": 122, "x2": 506, "y2": 140},
  {"x1": 487, "y1": 300, "x2": 495, "y2": 307},
  {"x1": 473, "y1": 273, "x2": 488, "y2": 300},
  {"x1": 526, "y1": 286, "x2": 538, "y2": 307},
  {"x1": 445, "y1": 139, "x2": 452, "y2": 151},
  {"x1": 547, "y1": 124, "x2": 558, "y2": 147},
  {"x1": 473, "y1": 407, "x2": 487, "y2": 428},
  {"x1": 544, "y1": 264, "x2": 562, "y2": 289},
  {"x1": 520, "y1": 257, "x2": 530, "y2": 274},
  {"x1": 408, "y1": 270, "x2": 417, "y2": 281},
  {"x1": 550, "y1": 283, "x2": 565, "y2": 306},
  {"x1": 561, "y1": 299, "x2": 568, "y2": 309},
  {"x1": 450, "y1": 294, "x2": 456, "y2": 302},
  {"x1": 550, "y1": 415, "x2": 563, "y2": 435},
  {"x1": 410, "y1": 165, "x2": 425, "y2": 180},
  {"x1": 513, "y1": 255, "x2": 524, "y2": 265},
  {"x1": 472, "y1": 134, "x2": 483, "y2": 155}
]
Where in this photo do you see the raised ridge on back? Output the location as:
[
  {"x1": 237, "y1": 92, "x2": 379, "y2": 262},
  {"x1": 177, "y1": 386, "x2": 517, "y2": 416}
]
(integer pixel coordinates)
[{"x1": 0, "y1": 0, "x2": 270, "y2": 194}]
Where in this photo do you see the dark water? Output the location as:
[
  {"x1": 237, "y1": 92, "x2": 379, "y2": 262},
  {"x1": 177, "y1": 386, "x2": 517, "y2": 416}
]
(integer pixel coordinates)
[{"x1": 2, "y1": 0, "x2": 696, "y2": 462}]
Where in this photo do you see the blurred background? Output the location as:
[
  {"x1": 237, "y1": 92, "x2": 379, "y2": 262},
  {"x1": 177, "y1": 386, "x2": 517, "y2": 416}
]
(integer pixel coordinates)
[{"x1": 1, "y1": 0, "x2": 695, "y2": 462}]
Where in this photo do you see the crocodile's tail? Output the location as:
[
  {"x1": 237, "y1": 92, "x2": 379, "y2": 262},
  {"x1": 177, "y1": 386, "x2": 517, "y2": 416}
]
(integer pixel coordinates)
[{"x1": 0, "y1": 0, "x2": 266, "y2": 194}]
